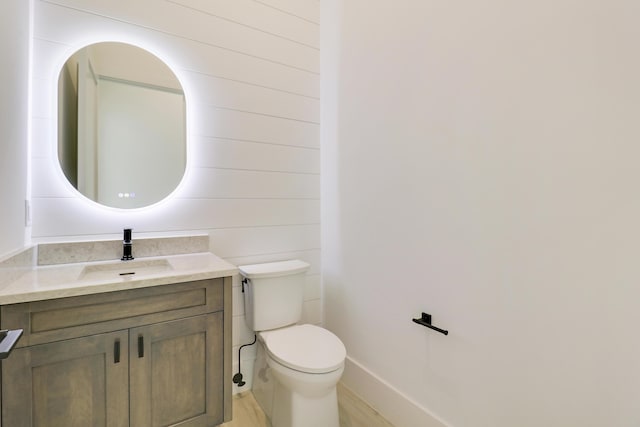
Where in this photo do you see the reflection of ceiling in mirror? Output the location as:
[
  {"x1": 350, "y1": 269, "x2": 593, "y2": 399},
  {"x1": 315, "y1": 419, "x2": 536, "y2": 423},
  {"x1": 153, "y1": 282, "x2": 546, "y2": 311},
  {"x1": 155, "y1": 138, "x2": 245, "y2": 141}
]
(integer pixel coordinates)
[{"x1": 87, "y1": 43, "x2": 182, "y2": 91}]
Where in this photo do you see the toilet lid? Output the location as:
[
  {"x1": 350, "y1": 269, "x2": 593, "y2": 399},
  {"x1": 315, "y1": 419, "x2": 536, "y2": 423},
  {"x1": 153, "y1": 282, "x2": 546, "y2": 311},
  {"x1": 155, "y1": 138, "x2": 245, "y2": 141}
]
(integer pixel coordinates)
[{"x1": 260, "y1": 324, "x2": 346, "y2": 374}]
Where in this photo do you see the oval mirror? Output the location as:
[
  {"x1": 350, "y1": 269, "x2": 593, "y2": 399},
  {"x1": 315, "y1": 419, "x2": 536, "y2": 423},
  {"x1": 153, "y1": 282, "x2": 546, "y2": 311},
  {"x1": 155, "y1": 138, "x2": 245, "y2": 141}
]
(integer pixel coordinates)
[{"x1": 57, "y1": 42, "x2": 186, "y2": 209}]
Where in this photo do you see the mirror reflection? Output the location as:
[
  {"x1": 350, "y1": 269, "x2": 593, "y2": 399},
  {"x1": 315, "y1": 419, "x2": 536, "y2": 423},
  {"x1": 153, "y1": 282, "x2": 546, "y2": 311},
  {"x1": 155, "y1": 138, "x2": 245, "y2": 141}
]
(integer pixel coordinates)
[{"x1": 58, "y1": 42, "x2": 186, "y2": 209}]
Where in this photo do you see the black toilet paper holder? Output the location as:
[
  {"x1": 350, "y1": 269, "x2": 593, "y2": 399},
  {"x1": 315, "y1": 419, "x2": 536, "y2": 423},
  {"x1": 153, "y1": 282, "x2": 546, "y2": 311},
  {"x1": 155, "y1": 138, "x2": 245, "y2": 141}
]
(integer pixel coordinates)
[{"x1": 412, "y1": 312, "x2": 448, "y2": 336}]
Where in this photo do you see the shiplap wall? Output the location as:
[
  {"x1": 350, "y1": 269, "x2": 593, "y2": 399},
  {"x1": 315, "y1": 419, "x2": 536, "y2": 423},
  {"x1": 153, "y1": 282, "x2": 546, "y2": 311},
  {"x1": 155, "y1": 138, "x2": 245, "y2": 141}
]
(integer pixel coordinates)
[{"x1": 30, "y1": 0, "x2": 320, "y2": 391}]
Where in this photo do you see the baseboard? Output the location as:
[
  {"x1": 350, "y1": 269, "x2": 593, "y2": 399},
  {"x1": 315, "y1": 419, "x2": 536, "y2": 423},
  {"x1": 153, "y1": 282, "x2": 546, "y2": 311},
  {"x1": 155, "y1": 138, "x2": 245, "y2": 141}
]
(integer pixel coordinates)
[{"x1": 341, "y1": 356, "x2": 450, "y2": 427}]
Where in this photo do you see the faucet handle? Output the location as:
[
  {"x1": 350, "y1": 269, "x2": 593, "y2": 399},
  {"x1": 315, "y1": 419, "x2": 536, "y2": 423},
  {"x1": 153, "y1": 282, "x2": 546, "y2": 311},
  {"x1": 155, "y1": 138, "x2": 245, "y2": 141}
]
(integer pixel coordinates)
[{"x1": 123, "y1": 228, "x2": 133, "y2": 242}]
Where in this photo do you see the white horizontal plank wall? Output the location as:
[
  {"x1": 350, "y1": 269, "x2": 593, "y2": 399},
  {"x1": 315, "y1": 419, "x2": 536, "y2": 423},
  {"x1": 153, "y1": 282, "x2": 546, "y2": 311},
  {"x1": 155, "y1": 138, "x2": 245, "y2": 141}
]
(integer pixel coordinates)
[{"x1": 30, "y1": 0, "x2": 320, "y2": 393}]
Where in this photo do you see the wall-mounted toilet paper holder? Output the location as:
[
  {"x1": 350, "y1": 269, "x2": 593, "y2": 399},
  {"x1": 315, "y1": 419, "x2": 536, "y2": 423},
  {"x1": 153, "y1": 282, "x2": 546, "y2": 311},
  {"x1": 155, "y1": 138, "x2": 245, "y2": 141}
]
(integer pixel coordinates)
[{"x1": 412, "y1": 312, "x2": 448, "y2": 336}]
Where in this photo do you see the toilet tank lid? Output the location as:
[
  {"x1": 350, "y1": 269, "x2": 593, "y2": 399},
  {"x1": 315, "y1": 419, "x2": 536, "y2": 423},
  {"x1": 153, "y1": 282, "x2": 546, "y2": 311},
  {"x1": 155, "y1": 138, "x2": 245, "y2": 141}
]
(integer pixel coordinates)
[{"x1": 238, "y1": 260, "x2": 310, "y2": 279}]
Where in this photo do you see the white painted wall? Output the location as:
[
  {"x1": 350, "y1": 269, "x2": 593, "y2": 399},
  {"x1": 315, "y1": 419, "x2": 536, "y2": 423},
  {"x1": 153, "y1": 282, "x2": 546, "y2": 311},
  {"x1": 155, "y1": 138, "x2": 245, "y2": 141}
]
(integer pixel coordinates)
[
  {"x1": 29, "y1": 0, "x2": 319, "y2": 391},
  {"x1": 322, "y1": 1, "x2": 640, "y2": 426},
  {"x1": 0, "y1": 0, "x2": 30, "y2": 258}
]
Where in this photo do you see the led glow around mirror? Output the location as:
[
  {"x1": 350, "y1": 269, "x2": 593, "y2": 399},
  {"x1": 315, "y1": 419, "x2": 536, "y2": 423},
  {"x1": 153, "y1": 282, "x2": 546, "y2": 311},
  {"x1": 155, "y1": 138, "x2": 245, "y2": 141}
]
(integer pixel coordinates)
[{"x1": 58, "y1": 42, "x2": 186, "y2": 209}]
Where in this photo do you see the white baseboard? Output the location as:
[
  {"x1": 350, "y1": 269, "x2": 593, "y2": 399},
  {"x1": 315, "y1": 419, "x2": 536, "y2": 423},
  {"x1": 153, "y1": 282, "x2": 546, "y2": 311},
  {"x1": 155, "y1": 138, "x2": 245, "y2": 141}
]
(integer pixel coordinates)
[{"x1": 341, "y1": 356, "x2": 450, "y2": 427}]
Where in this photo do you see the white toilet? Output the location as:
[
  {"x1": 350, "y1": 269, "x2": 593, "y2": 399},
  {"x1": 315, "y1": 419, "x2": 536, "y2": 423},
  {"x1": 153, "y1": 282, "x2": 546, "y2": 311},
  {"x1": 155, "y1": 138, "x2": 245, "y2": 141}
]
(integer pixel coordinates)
[{"x1": 239, "y1": 260, "x2": 346, "y2": 427}]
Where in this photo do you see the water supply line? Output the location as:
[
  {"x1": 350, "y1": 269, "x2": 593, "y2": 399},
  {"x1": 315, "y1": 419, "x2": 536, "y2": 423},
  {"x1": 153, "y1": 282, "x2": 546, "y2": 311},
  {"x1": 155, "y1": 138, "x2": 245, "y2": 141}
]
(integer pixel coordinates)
[
  {"x1": 233, "y1": 334, "x2": 257, "y2": 387},
  {"x1": 233, "y1": 277, "x2": 257, "y2": 387}
]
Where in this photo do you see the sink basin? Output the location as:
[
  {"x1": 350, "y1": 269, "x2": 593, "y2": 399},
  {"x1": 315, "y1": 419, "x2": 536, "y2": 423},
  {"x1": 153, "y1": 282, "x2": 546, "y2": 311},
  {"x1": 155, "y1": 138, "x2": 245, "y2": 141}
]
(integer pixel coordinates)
[{"x1": 78, "y1": 259, "x2": 174, "y2": 281}]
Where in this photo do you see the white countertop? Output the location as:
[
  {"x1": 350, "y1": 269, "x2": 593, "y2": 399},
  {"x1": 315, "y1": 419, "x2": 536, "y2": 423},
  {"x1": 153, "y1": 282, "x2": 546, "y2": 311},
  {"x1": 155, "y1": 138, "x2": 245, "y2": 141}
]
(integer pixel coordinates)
[{"x1": 0, "y1": 252, "x2": 238, "y2": 305}]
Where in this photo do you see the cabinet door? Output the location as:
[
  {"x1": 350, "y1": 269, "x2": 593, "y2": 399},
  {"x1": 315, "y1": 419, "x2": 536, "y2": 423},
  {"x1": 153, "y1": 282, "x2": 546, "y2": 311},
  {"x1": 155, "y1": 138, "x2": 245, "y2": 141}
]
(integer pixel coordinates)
[
  {"x1": 130, "y1": 313, "x2": 224, "y2": 427},
  {"x1": 1, "y1": 330, "x2": 129, "y2": 427}
]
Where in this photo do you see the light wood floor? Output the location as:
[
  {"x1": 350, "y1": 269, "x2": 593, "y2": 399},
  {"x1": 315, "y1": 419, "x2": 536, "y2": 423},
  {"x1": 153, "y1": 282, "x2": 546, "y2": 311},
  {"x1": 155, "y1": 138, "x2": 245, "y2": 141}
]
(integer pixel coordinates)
[{"x1": 220, "y1": 383, "x2": 395, "y2": 427}]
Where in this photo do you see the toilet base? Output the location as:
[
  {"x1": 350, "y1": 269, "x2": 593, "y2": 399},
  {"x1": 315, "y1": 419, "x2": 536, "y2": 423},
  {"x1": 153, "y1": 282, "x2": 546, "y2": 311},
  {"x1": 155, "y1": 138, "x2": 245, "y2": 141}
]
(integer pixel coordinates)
[{"x1": 272, "y1": 381, "x2": 339, "y2": 427}]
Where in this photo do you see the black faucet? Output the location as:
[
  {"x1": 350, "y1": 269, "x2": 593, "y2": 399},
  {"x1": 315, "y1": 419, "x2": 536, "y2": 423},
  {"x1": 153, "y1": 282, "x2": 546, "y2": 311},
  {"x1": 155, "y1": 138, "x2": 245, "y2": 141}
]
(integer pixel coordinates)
[{"x1": 121, "y1": 228, "x2": 134, "y2": 261}]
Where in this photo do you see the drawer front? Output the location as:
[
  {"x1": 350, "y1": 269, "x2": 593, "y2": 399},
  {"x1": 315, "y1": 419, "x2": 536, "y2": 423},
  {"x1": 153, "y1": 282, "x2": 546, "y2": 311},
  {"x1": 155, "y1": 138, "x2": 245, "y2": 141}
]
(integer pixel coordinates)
[{"x1": 1, "y1": 278, "x2": 224, "y2": 347}]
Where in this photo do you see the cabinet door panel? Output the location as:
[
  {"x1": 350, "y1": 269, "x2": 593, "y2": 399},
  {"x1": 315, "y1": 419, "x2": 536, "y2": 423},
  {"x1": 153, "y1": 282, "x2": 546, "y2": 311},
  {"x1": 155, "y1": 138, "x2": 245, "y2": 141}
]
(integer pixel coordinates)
[
  {"x1": 1, "y1": 330, "x2": 129, "y2": 427},
  {"x1": 130, "y1": 313, "x2": 223, "y2": 427}
]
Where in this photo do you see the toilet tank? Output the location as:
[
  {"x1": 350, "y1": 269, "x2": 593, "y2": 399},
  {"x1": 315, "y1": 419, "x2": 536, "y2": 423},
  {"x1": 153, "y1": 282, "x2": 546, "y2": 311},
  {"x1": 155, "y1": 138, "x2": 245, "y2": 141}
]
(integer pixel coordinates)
[{"x1": 239, "y1": 260, "x2": 310, "y2": 331}]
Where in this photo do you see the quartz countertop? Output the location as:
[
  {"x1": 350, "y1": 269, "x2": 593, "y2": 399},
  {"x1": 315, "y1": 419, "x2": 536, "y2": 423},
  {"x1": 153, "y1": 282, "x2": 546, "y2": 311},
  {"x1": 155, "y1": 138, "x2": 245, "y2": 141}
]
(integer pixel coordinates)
[{"x1": 0, "y1": 252, "x2": 238, "y2": 305}]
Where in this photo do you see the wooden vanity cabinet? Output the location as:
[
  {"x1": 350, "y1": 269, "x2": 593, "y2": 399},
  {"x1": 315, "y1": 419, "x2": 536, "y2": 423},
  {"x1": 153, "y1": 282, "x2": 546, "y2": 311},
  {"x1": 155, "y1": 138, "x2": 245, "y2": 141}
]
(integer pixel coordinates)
[{"x1": 0, "y1": 277, "x2": 232, "y2": 427}]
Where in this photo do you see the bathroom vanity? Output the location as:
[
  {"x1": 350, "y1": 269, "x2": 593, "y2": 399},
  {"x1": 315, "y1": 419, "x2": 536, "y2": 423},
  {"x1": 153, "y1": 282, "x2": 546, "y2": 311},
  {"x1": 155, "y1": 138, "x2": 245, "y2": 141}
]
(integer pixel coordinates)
[{"x1": 0, "y1": 248, "x2": 236, "y2": 427}]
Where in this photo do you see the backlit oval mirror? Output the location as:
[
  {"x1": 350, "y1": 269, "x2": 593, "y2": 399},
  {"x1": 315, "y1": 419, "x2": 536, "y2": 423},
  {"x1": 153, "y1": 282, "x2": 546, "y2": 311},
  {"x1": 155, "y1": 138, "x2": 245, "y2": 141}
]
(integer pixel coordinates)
[{"x1": 57, "y1": 42, "x2": 186, "y2": 209}]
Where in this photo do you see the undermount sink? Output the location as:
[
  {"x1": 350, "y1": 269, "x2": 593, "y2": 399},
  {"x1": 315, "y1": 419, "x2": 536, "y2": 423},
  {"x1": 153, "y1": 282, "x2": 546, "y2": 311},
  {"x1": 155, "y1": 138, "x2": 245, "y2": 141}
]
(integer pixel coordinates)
[{"x1": 78, "y1": 258, "x2": 174, "y2": 281}]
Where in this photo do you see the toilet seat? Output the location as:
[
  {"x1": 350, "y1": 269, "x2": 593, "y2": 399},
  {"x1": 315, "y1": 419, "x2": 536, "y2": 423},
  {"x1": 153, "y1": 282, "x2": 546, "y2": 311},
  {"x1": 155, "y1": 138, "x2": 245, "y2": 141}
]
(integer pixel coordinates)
[{"x1": 260, "y1": 324, "x2": 346, "y2": 374}]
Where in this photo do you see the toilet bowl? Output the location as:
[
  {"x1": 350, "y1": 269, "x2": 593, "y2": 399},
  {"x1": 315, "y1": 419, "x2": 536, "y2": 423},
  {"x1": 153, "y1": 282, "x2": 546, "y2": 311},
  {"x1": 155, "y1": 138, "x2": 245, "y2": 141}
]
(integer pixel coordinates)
[
  {"x1": 239, "y1": 261, "x2": 347, "y2": 427},
  {"x1": 259, "y1": 324, "x2": 345, "y2": 427}
]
